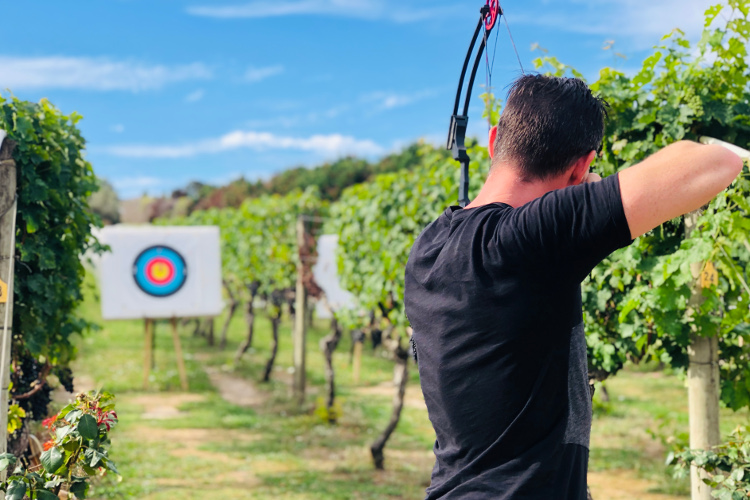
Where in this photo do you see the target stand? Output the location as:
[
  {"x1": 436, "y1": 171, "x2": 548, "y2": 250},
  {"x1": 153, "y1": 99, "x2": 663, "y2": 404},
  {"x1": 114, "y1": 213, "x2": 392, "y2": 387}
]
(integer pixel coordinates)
[
  {"x1": 98, "y1": 226, "x2": 223, "y2": 392},
  {"x1": 142, "y1": 317, "x2": 189, "y2": 391}
]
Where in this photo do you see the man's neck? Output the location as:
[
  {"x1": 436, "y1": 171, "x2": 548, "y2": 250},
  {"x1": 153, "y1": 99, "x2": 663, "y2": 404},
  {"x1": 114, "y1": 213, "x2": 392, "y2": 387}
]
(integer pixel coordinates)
[{"x1": 465, "y1": 163, "x2": 569, "y2": 210}]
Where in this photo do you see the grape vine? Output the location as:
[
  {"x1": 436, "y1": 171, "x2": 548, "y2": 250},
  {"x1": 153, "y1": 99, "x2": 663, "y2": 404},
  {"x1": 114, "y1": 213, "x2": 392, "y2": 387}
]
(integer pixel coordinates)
[
  {"x1": 532, "y1": 0, "x2": 750, "y2": 408},
  {"x1": 164, "y1": 188, "x2": 327, "y2": 378},
  {"x1": 0, "y1": 95, "x2": 103, "y2": 425}
]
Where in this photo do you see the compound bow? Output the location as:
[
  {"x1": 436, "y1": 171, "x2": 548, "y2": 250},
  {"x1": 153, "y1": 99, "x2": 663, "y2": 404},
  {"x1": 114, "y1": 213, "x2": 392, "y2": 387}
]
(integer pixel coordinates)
[{"x1": 447, "y1": 0, "x2": 523, "y2": 207}]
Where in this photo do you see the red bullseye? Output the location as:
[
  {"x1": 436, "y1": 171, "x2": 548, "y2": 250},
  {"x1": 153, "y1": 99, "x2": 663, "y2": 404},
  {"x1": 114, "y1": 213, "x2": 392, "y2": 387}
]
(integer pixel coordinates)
[
  {"x1": 146, "y1": 258, "x2": 175, "y2": 285},
  {"x1": 485, "y1": 0, "x2": 499, "y2": 31}
]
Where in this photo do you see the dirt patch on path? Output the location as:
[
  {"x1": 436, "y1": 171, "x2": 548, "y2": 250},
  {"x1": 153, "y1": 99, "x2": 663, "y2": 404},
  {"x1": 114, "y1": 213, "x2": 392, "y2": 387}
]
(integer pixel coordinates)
[
  {"x1": 357, "y1": 381, "x2": 427, "y2": 410},
  {"x1": 124, "y1": 423, "x2": 265, "y2": 492},
  {"x1": 589, "y1": 470, "x2": 680, "y2": 500},
  {"x1": 204, "y1": 366, "x2": 269, "y2": 408},
  {"x1": 121, "y1": 391, "x2": 264, "y2": 472},
  {"x1": 128, "y1": 425, "x2": 260, "y2": 448},
  {"x1": 130, "y1": 393, "x2": 206, "y2": 419}
]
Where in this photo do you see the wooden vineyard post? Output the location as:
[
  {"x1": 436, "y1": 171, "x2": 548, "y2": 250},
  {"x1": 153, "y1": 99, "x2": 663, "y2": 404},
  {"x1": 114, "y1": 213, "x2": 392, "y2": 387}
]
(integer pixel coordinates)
[
  {"x1": 143, "y1": 319, "x2": 154, "y2": 389},
  {"x1": 684, "y1": 211, "x2": 721, "y2": 500},
  {"x1": 353, "y1": 342, "x2": 363, "y2": 385},
  {"x1": 171, "y1": 318, "x2": 189, "y2": 391},
  {"x1": 0, "y1": 134, "x2": 17, "y2": 484},
  {"x1": 293, "y1": 217, "x2": 308, "y2": 406}
]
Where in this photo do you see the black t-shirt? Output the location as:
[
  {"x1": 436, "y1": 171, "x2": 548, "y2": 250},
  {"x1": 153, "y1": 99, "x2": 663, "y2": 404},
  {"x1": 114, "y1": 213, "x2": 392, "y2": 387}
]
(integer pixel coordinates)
[{"x1": 404, "y1": 174, "x2": 633, "y2": 499}]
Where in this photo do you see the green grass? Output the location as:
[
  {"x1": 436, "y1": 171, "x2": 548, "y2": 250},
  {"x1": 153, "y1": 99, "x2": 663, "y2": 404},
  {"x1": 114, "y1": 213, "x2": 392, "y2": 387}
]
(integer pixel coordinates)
[
  {"x1": 77, "y1": 280, "x2": 433, "y2": 499},
  {"x1": 589, "y1": 371, "x2": 749, "y2": 497},
  {"x1": 72, "y1": 276, "x2": 749, "y2": 499}
]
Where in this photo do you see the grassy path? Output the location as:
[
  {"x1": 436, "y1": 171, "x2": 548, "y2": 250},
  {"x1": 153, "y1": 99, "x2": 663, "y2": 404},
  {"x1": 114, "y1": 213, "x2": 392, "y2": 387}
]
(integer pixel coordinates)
[{"x1": 70, "y1": 285, "x2": 748, "y2": 499}]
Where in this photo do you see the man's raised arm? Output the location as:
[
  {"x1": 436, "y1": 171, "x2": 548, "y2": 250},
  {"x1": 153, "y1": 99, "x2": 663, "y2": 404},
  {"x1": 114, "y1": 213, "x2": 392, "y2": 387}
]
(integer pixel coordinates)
[{"x1": 619, "y1": 140, "x2": 745, "y2": 239}]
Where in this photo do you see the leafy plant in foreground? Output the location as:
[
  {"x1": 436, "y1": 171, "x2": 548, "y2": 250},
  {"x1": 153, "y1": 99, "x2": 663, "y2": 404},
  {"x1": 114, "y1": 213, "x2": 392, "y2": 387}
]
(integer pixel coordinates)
[
  {"x1": 0, "y1": 392, "x2": 118, "y2": 500},
  {"x1": 669, "y1": 426, "x2": 750, "y2": 499}
]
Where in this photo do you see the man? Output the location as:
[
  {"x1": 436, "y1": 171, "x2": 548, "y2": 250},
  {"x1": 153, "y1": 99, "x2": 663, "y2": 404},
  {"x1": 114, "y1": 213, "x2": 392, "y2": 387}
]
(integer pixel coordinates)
[{"x1": 404, "y1": 74, "x2": 743, "y2": 499}]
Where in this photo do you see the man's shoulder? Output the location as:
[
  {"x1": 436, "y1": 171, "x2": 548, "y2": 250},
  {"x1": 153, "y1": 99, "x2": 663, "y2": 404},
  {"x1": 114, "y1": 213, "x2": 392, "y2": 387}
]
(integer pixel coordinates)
[
  {"x1": 407, "y1": 204, "x2": 515, "y2": 280},
  {"x1": 411, "y1": 208, "x2": 453, "y2": 248}
]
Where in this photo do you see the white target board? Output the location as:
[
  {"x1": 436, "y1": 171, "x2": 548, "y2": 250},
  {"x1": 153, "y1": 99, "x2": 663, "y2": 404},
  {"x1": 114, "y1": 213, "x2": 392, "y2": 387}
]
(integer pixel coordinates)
[{"x1": 98, "y1": 226, "x2": 223, "y2": 320}]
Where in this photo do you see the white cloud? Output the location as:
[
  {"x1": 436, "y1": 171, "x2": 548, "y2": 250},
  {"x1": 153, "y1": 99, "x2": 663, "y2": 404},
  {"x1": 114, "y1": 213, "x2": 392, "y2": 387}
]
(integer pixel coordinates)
[
  {"x1": 99, "y1": 130, "x2": 384, "y2": 158},
  {"x1": 111, "y1": 124, "x2": 125, "y2": 133},
  {"x1": 244, "y1": 104, "x2": 350, "y2": 129},
  {"x1": 514, "y1": 0, "x2": 718, "y2": 48},
  {"x1": 241, "y1": 89, "x2": 433, "y2": 130},
  {"x1": 244, "y1": 65, "x2": 284, "y2": 83},
  {"x1": 0, "y1": 56, "x2": 213, "y2": 92},
  {"x1": 185, "y1": 89, "x2": 205, "y2": 102},
  {"x1": 363, "y1": 89, "x2": 437, "y2": 111},
  {"x1": 186, "y1": 0, "x2": 454, "y2": 23}
]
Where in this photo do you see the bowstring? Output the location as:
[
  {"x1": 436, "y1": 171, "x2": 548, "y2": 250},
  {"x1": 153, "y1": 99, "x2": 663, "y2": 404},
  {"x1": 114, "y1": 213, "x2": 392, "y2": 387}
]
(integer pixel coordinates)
[
  {"x1": 499, "y1": 2, "x2": 525, "y2": 75},
  {"x1": 484, "y1": 19, "x2": 501, "y2": 129},
  {"x1": 485, "y1": 5, "x2": 523, "y2": 130},
  {"x1": 489, "y1": 15, "x2": 500, "y2": 81},
  {"x1": 483, "y1": 23, "x2": 492, "y2": 130}
]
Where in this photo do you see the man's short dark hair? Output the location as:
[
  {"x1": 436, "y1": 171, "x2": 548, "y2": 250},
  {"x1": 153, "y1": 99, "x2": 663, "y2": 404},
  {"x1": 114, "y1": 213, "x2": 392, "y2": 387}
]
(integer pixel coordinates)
[{"x1": 493, "y1": 74, "x2": 607, "y2": 181}]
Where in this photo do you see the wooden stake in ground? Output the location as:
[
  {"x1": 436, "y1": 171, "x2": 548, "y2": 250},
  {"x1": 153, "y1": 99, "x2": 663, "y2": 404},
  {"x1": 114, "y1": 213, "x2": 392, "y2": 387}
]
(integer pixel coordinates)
[
  {"x1": 0, "y1": 133, "x2": 17, "y2": 483},
  {"x1": 352, "y1": 341, "x2": 363, "y2": 385},
  {"x1": 143, "y1": 318, "x2": 154, "y2": 389},
  {"x1": 684, "y1": 211, "x2": 720, "y2": 500},
  {"x1": 170, "y1": 318, "x2": 189, "y2": 391},
  {"x1": 293, "y1": 217, "x2": 308, "y2": 406}
]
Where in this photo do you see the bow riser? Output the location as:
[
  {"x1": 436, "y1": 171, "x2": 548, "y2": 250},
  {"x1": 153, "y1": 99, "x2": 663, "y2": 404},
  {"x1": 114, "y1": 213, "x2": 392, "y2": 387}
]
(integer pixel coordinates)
[{"x1": 447, "y1": 2, "x2": 500, "y2": 207}]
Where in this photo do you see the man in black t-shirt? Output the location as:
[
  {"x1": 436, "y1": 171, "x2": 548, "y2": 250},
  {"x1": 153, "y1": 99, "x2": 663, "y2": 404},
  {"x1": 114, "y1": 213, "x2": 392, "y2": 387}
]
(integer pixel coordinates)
[{"x1": 404, "y1": 75, "x2": 743, "y2": 499}]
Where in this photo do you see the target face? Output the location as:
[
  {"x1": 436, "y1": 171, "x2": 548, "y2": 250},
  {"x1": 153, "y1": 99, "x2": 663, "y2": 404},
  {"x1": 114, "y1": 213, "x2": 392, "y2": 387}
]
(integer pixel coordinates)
[{"x1": 133, "y1": 246, "x2": 187, "y2": 297}]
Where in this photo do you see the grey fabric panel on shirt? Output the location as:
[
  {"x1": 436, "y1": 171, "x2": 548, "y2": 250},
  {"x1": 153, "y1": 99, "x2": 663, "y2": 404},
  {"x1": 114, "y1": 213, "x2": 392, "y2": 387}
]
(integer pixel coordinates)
[{"x1": 563, "y1": 322, "x2": 592, "y2": 449}]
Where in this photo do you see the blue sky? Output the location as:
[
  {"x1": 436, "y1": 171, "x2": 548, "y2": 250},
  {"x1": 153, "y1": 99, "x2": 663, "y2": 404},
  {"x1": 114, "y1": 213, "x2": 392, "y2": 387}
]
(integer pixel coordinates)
[{"x1": 0, "y1": 0, "x2": 715, "y2": 198}]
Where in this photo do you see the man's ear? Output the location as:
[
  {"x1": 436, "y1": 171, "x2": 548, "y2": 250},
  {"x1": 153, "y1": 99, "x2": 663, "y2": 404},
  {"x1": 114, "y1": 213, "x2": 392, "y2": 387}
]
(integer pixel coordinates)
[
  {"x1": 488, "y1": 126, "x2": 498, "y2": 159},
  {"x1": 568, "y1": 150, "x2": 597, "y2": 185}
]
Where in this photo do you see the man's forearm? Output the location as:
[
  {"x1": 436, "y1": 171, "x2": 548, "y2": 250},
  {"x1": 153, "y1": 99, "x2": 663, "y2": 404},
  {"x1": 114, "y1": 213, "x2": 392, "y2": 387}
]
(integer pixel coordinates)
[{"x1": 618, "y1": 140, "x2": 744, "y2": 239}]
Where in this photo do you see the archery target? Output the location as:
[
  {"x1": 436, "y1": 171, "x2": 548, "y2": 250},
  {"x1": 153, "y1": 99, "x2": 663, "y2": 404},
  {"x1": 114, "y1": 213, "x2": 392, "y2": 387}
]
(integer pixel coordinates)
[
  {"x1": 133, "y1": 246, "x2": 187, "y2": 297},
  {"x1": 98, "y1": 226, "x2": 223, "y2": 320}
]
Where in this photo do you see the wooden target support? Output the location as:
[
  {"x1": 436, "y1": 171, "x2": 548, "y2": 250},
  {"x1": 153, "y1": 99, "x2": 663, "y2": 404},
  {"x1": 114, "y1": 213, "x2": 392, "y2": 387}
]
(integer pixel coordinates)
[
  {"x1": 170, "y1": 318, "x2": 190, "y2": 391},
  {"x1": 142, "y1": 319, "x2": 154, "y2": 389},
  {"x1": 142, "y1": 318, "x2": 189, "y2": 391}
]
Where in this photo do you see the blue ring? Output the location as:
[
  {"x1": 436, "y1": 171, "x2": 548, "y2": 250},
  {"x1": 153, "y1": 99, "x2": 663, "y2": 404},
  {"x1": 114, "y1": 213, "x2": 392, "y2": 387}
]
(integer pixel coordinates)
[{"x1": 132, "y1": 246, "x2": 187, "y2": 297}]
